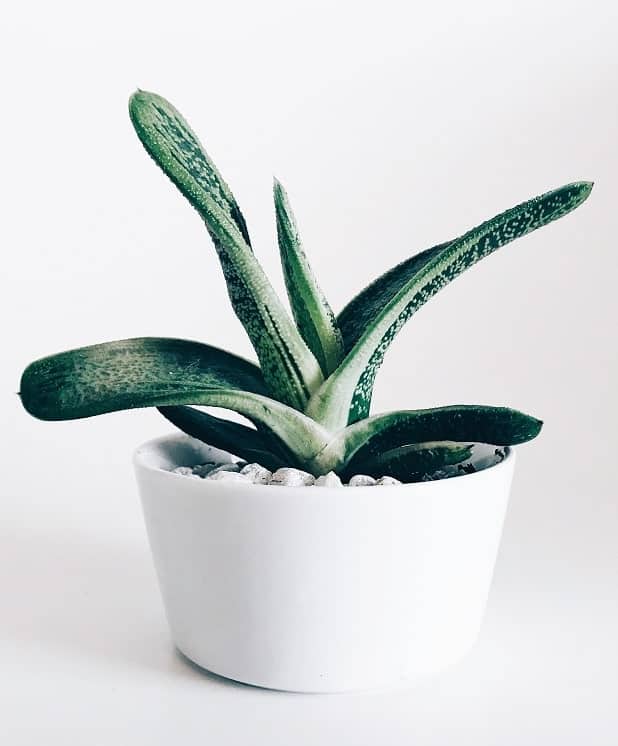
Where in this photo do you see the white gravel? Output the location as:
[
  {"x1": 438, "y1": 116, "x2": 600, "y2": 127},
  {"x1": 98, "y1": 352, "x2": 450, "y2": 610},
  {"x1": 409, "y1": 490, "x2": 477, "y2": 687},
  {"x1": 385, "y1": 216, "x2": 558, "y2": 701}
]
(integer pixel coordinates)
[
  {"x1": 375, "y1": 475, "x2": 402, "y2": 486},
  {"x1": 207, "y1": 471, "x2": 253, "y2": 484},
  {"x1": 171, "y1": 466, "x2": 201, "y2": 479},
  {"x1": 207, "y1": 463, "x2": 241, "y2": 477},
  {"x1": 314, "y1": 471, "x2": 343, "y2": 488},
  {"x1": 170, "y1": 461, "x2": 404, "y2": 486},
  {"x1": 240, "y1": 463, "x2": 272, "y2": 484},
  {"x1": 191, "y1": 462, "x2": 217, "y2": 478},
  {"x1": 348, "y1": 474, "x2": 377, "y2": 487},
  {"x1": 270, "y1": 467, "x2": 316, "y2": 487}
]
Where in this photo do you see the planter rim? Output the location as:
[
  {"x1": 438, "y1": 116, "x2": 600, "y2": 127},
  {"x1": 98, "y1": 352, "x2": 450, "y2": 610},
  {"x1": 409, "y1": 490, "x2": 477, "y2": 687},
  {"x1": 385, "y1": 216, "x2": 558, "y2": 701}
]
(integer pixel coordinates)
[{"x1": 133, "y1": 432, "x2": 515, "y2": 493}]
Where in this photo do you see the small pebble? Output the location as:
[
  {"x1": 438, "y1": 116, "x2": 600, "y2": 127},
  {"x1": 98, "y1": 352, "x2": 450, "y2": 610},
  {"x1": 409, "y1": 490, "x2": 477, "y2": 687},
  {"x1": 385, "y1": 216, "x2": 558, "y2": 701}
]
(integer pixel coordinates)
[
  {"x1": 240, "y1": 463, "x2": 273, "y2": 484},
  {"x1": 207, "y1": 471, "x2": 253, "y2": 484},
  {"x1": 348, "y1": 474, "x2": 377, "y2": 487},
  {"x1": 375, "y1": 475, "x2": 402, "y2": 486},
  {"x1": 207, "y1": 463, "x2": 241, "y2": 477},
  {"x1": 270, "y1": 467, "x2": 315, "y2": 487},
  {"x1": 191, "y1": 462, "x2": 217, "y2": 478},
  {"x1": 314, "y1": 472, "x2": 343, "y2": 487},
  {"x1": 172, "y1": 466, "x2": 201, "y2": 479}
]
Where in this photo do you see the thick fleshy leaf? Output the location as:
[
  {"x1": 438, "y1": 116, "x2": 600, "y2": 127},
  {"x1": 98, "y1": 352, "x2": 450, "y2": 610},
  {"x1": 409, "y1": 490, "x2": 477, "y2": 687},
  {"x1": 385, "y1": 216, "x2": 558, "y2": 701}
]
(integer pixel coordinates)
[
  {"x1": 337, "y1": 242, "x2": 449, "y2": 353},
  {"x1": 342, "y1": 441, "x2": 474, "y2": 481},
  {"x1": 274, "y1": 179, "x2": 344, "y2": 375},
  {"x1": 307, "y1": 182, "x2": 593, "y2": 428},
  {"x1": 129, "y1": 91, "x2": 323, "y2": 408},
  {"x1": 309, "y1": 405, "x2": 542, "y2": 474},
  {"x1": 157, "y1": 406, "x2": 290, "y2": 470},
  {"x1": 20, "y1": 337, "x2": 331, "y2": 463}
]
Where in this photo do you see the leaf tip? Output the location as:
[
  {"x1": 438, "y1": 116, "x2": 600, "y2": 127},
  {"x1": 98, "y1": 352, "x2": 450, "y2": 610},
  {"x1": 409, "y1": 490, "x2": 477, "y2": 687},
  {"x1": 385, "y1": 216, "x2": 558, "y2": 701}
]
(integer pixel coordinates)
[
  {"x1": 527, "y1": 415, "x2": 543, "y2": 440},
  {"x1": 19, "y1": 363, "x2": 41, "y2": 419},
  {"x1": 272, "y1": 176, "x2": 287, "y2": 202},
  {"x1": 128, "y1": 89, "x2": 168, "y2": 123},
  {"x1": 128, "y1": 89, "x2": 147, "y2": 125},
  {"x1": 563, "y1": 180, "x2": 594, "y2": 209},
  {"x1": 129, "y1": 88, "x2": 145, "y2": 107}
]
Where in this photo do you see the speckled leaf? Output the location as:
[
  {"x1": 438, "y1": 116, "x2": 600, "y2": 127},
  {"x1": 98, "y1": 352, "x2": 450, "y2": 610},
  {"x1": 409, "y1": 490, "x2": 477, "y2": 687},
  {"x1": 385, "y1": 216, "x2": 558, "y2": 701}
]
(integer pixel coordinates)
[
  {"x1": 342, "y1": 441, "x2": 473, "y2": 482},
  {"x1": 337, "y1": 242, "x2": 449, "y2": 353},
  {"x1": 307, "y1": 182, "x2": 593, "y2": 429},
  {"x1": 274, "y1": 179, "x2": 344, "y2": 375},
  {"x1": 129, "y1": 91, "x2": 323, "y2": 408},
  {"x1": 157, "y1": 406, "x2": 290, "y2": 470},
  {"x1": 310, "y1": 404, "x2": 542, "y2": 474},
  {"x1": 20, "y1": 337, "x2": 331, "y2": 462}
]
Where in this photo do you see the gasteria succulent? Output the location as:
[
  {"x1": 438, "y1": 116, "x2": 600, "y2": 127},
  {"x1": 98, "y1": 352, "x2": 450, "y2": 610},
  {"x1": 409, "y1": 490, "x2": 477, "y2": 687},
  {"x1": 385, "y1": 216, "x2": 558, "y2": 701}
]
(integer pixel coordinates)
[{"x1": 19, "y1": 91, "x2": 593, "y2": 481}]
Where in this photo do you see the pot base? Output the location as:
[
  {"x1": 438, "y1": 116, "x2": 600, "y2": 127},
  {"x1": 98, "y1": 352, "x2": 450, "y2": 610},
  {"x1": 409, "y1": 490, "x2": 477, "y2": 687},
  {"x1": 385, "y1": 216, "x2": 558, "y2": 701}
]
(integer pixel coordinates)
[{"x1": 175, "y1": 635, "x2": 480, "y2": 693}]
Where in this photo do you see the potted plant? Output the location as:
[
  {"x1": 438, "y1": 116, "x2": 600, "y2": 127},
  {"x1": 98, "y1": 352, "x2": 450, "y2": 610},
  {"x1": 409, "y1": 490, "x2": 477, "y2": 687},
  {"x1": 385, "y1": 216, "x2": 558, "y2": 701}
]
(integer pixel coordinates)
[{"x1": 19, "y1": 91, "x2": 592, "y2": 692}]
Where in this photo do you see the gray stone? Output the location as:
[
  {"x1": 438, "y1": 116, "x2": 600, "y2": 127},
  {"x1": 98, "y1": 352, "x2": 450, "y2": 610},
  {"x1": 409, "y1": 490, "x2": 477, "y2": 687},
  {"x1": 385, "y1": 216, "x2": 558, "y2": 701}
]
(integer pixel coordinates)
[
  {"x1": 270, "y1": 467, "x2": 315, "y2": 487},
  {"x1": 191, "y1": 462, "x2": 217, "y2": 478},
  {"x1": 240, "y1": 463, "x2": 272, "y2": 485},
  {"x1": 348, "y1": 474, "x2": 377, "y2": 487},
  {"x1": 207, "y1": 470, "x2": 253, "y2": 484},
  {"x1": 207, "y1": 463, "x2": 241, "y2": 477},
  {"x1": 172, "y1": 466, "x2": 201, "y2": 479},
  {"x1": 375, "y1": 475, "x2": 402, "y2": 486},
  {"x1": 314, "y1": 472, "x2": 343, "y2": 487}
]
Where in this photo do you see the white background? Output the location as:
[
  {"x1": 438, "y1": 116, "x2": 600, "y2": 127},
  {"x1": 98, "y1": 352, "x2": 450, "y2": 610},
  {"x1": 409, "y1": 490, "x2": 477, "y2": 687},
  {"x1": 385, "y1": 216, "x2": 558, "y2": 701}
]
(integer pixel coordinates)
[{"x1": 1, "y1": 1, "x2": 617, "y2": 743}]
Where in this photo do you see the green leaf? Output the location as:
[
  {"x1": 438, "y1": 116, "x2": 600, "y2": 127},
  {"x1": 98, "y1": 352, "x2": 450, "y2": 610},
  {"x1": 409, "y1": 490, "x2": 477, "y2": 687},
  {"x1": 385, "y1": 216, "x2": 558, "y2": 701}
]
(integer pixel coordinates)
[
  {"x1": 337, "y1": 242, "x2": 449, "y2": 353},
  {"x1": 307, "y1": 182, "x2": 593, "y2": 429},
  {"x1": 274, "y1": 179, "x2": 344, "y2": 375},
  {"x1": 20, "y1": 337, "x2": 331, "y2": 463},
  {"x1": 129, "y1": 90, "x2": 323, "y2": 409},
  {"x1": 310, "y1": 404, "x2": 542, "y2": 474},
  {"x1": 157, "y1": 406, "x2": 290, "y2": 470},
  {"x1": 342, "y1": 441, "x2": 474, "y2": 482}
]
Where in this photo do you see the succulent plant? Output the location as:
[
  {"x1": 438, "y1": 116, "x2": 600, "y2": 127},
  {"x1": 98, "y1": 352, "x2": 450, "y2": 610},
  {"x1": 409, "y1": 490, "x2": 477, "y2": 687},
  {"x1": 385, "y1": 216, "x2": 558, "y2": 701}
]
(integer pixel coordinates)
[{"x1": 19, "y1": 91, "x2": 593, "y2": 480}]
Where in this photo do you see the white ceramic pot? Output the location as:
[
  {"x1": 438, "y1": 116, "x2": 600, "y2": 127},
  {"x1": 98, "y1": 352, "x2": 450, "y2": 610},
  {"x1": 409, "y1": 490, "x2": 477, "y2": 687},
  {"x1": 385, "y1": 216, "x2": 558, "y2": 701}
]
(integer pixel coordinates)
[{"x1": 134, "y1": 434, "x2": 515, "y2": 692}]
